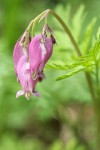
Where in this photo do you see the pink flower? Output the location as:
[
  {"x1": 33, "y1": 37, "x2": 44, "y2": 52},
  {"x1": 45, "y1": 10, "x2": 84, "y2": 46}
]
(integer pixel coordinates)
[
  {"x1": 16, "y1": 54, "x2": 39, "y2": 99},
  {"x1": 13, "y1": 28, "x2": 55, "y2": 99},
  {"x1": 29, "y1": 34, "x2": 53, "y2": 80}
]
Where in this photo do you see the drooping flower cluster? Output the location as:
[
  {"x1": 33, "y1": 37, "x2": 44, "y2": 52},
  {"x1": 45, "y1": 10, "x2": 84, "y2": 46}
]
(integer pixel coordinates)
[{"x1": 13, "y1": 25, "x2": 55, "y2": 99}]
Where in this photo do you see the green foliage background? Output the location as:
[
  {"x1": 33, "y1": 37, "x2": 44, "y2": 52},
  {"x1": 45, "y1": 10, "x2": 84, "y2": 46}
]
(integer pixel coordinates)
[{"x1": 0, "y1": 0, "x2": 100, "y2": 150}]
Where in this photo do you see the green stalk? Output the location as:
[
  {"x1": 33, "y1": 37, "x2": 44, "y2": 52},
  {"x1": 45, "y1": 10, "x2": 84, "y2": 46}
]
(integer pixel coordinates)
[
  {"x1": 47, "y1": 9, "x2": 81, "y2": 56},
  {"x1": 26, "y1": 10, "x2": 48, "y2": 32},
  {"x1": 93, "y1": 60, "x2": 100, "y2": 149},
  {"x1": 93, "y1": 98, "x2": 100, "y2": 149}
]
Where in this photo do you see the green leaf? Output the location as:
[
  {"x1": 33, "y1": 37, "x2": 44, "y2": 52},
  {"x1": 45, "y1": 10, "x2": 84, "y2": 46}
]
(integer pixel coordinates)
[
  {"x1": 56, "y1": 66, "x2": 86, "y2": 81},
  {"x1": 72, "y1": 5, "x2": 86, "y2": 39},
  {"x1": 81, "y1": 17, "x2": 97, "y2": 54},
  {"x1": 46, "y1": 62, "x2": 69, "y2": 70},
  {"x1": 46, "y1": 53, "x2": 94, "y2": 71},
  {"x1": 90, "y1": 35, "x2": 100, "y2": 61}
]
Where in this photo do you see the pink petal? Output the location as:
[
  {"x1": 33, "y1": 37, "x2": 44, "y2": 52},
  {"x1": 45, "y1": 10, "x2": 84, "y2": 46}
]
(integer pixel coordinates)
[
  {"x1": 13, "y1": 41, "x2": 23, "y2": 72},
  {"x1": 16, "y1": 90, "x2": 25, "y2": 98},
  {"x1": 29, "y1": 34, "x2": 42, "y2": 74},
  {"x1": 32, "y1": 91, "x2": 40, "y2": 97},
  {"x1": 29, "y1": 34, "x2": 53, "y2": 77},
  {"x1": 17, "y1": 54, "x2": 39, "y2": 97},
  {"x1": 17, "y1": 54, "x2": 29, "y2": 90}
]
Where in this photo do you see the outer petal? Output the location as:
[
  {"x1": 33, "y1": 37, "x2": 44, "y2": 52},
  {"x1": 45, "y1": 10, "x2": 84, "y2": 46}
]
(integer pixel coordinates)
[
  {"x1": 13, "y1": 40, "x2": 30, "y2": 73},
  {"x1": 29, "y1": 34, "x2": 53, "y2": 79},
  {"x1": 16, "y1": 54, "x2": 39, "y2": 98},
  {"x1": 13, "y1": 41, "x2": 23, "y2": 72},
  {"x1": 41, "y1": 37, "x2": 53, "y2": 64},
  {"x1": 32, "y1": 91, "x2": 40, "y2": 97},
  {"x1": 17, "y1": 54, "x2": 29, "y2": 90},
  {"x1": 29, "y1": 34, "x2": 42, "y2": 75},
  {"x1": 16, "y1": 90, "x2": 25, "y2": 98}
]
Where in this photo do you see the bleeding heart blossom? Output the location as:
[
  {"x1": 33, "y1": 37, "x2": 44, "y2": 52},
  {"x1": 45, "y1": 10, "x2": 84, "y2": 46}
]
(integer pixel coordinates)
[
  {"x1": 29, "y1": 34, "x2": 54, "y2": 80},
  {"x1": 16, "y1": 54, "x2": 40, "y2": 99},
  {"x1": 13, "y1": 27, "x2": 55, "y2": 99}
]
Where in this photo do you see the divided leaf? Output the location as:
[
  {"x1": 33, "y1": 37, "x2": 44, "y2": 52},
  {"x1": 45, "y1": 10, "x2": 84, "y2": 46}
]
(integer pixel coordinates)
[
  {"x1": 90, "y1": 36, "x2": 100, "y2": 61},
  {"x1": 56, "y1": 66, "x2": 86, "y2": 81},
  {"x1": 81, "y1": 17, "x2": 97, "y2": 54}
]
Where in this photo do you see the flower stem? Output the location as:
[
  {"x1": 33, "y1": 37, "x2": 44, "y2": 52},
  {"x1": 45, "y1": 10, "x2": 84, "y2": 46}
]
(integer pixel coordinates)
[
  {"x1": 47, "y1": 9, "x2": 82, "y2": 56},
  {"x1": 26, "y1": 10, "x2": 47, "y2": 31}
]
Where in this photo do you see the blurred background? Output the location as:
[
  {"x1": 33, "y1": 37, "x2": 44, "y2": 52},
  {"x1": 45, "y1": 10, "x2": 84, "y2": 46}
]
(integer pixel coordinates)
[{"x1": 0, "y1": 0, "x2": 100, "y2": 150}]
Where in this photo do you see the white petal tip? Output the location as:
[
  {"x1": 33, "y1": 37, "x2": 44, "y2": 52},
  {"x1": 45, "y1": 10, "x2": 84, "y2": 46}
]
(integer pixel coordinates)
[{"x1": 16, "y1": 90, "x2": 24, "y2": 99}]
